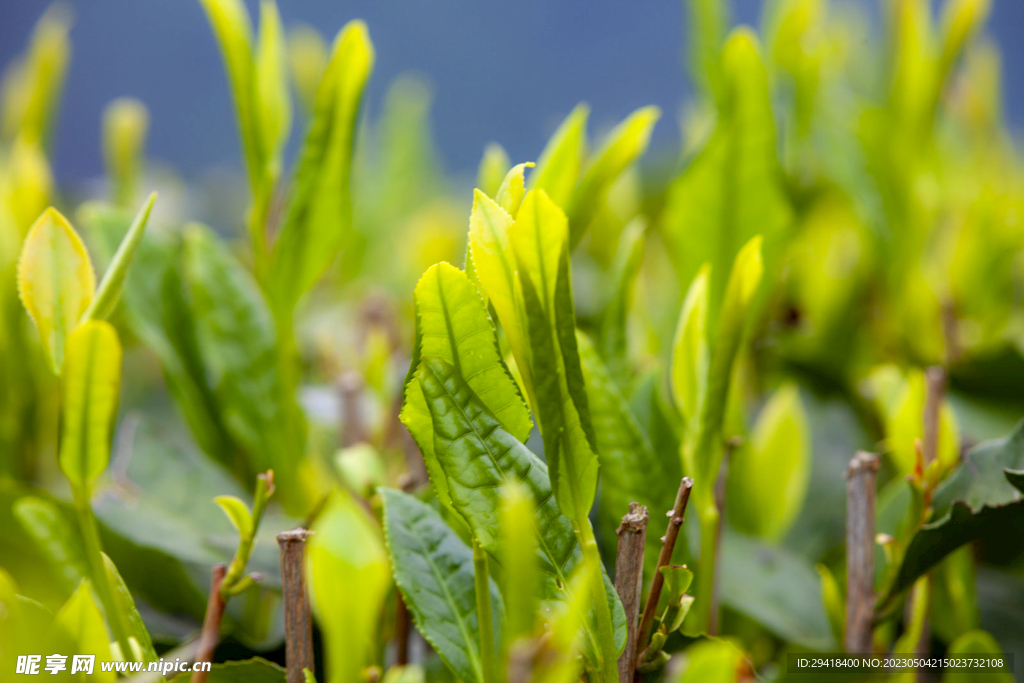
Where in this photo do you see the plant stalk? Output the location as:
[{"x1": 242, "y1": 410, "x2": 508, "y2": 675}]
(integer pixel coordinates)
[
  {"x1": 192, "y1": 564, "x2": 227, "y2": 683},
  {"x1": 845, "y1": 451, "x2": 879, "y2": 653},
  {"x1": 277, "y1": 529, "x2": 315, "y2": 683},
  {"x1": 614, "y1": 502, "x2": 648, "y2": 682},
  {"x1": 577, "y1": 516, "x2": 620, "y2": 683},
  {"x1": 72, "y1": 485, "x2": 134, "y2": 662},
  {"x1": 636, "y1": 477, "x2": 692, "y2": 661},
  {"x1": 473, "y1": 538, "x2": 497, "y2": 683},
  {"x1": 692, "y1": 498, "x2": 720, "y2": 635}
]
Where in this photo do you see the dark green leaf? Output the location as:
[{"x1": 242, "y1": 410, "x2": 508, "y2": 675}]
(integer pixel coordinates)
[
  {"x1": 382, "y1": 488, "x2": 502, "y2": 683},
  {"x1": 885, "y1": 421, "x2": 1024, "y2": 603}
]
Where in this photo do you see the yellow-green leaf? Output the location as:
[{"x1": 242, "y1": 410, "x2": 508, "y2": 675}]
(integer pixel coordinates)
[
  {"x1": 671, "y1": 265, "x2": 710, "y2": 430},
  {"x1": 82, "y1": 192, "x2": 157, "y2": 323},
  {"x1": 199, "y1": 0, "x2": 260, "y2": 187},
  {"x1": 255, "y1": 0, "x2": 291, "y2": 168},
  {"x1": 214, "y1": 495, "x2": 254, "y2": 539},
  {"x1": 495, "y1": 162, "x2": 533, "y2": 218},
  {"x1": 268, "y1": 20, "x2": 374, "y2": 314},
  {"x1": 58, "y1": 320, "x2": 122, "y2": 488},
  {"x1": 529, "y1": 104, "x2": 588, "y2": 209},
  {"x1": 727, "y1": 383, "x2": 811, "y2": 540},
  {"x1": 46, "y1": 581, "x2": 116, "y2": 683},
  {"x1": 287, "y1": 24, "x2": 328, "y2": 116},
  {"x1": 307, "y1": 494, "x2": 390, "y2": 683},
  {"x1": 17, "y1": 208, "x2": 96, "y2": 372},
  {"x1": 570, "y1": 105, "x2": 659, "y2": 244}
]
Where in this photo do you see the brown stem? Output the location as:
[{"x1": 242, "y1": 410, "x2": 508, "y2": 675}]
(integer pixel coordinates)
[
  {"x1": 395, "y1": 593, "x2": 411, "y2": 666},
  {"x1": 635, "y1": 477, "x2": 693, "y2": 672},
  {"x1": 277, "y1": 529, "x2": 315, "y2": 683},
  {"x1": 845, "y1": 452, "x2": 879, "y2": 653},
  {"x1": 615, "y1": 502, "x2": 649, "y2": 681},
  {"x1": 191, "y1": 564, "x2": 227, "y2": 683},
  {"x1": 922, "y1": 366, "x2": 945, "y2": 468}
]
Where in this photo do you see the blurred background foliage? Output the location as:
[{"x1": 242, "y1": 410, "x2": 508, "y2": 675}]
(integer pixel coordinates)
[{"x1": 1, "y1": 0, "x2": 1024, "y2": 681}]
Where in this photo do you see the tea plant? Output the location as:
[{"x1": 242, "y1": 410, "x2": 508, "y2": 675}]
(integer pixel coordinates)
[{"x1": 1, "y1": 0, "x2": 1023, "y2": 681}]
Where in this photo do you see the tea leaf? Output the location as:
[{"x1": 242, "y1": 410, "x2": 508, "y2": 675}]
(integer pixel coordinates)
[
  {"x1": 671, "y1": 265, "x2": 710, "y2": 431},
  {"x1": 409, "y1": 358, "x2": 626, "y2": 660},
  {"x1": 530, "y1": 104, "x2": 588, "y2": 209},
  {"x1": 382, "y1": 488, "x2": 502, "y2": 683},
  {"x1": 169, "y1": 658, "x2": 286, "y2": 683},
  {"x1": 570, "y1": 105, "x2": 659, "y2": 244},
  {"x1": 666, "y1": 639, "x2": 745, "y2": 683},
  {"x1": 307, "y1": 495, "x2": 390, "y2": 683},
  {"x1": 47, "y1": 581, "x2": 116, "y2": 683},
  {"x1": 727, "y1": 383, "x2": 810, "y2": 540},
  {"x1": 268, "y1": 20, "x2": 374, "y2": 314},
  {"x1": 101, "y1": 553, "x2": 158, "y2": 663},
  {"x1": 718, "y1": 531, "x2": 835, "y2": 650},
  {"x1": 511, "y1": 190, "x2": 598, "y2": 521},
  {"x1": 17, "y1": 208, "x2": 96, "y2": 372},
  {"x1": 943, "y1": 630, "x2": 1012, "y2": 683},
  {"x1": 495, "y1": 162, "x2": 532, "y2": 218},
  {"x1": 595, "y1": 218, "x2": 645, "y2": 385},
  {"x1": 500, "y1": 481, "x2": 538, "y2": 642},
  {"x1": 412, "y1": 263, "x2": 532, "y2": 442},
  {"x1": 182, "y1": 225, "x2": 296, "y2": 491},
  {"x1": 198, "y1": 0, "x2": 261, "y2": 187},
  {"x1": 662, "y1": 29, "x2": 789, "y2": 314},
  {"x1": 467, "y1": 190, "x2": 532, "y2": 394},
  {"x1": 58, "y1": 321, "x2": 121, "y2": 489},
  {"x1": 685, "y1": 0, "x2": 728, "y2": 103},
  {"x1": 883, "y1": 421, "x2": 1024, "y2": 604},
  {"x1": 577, "y1": 332, "x2": 679, "y2": 558},
  {"x1": 255, "y1": 0, "x2": 291, "y2": 167},
  {"x1": 81, "y1": 192, "x2": 157, "y2": 323},
  {"x1": 13, "y1": 496, "x2": 88, "y2": 596},
  {"x1": 214, "y1": 495, "x2": 254, "y2": 539}
]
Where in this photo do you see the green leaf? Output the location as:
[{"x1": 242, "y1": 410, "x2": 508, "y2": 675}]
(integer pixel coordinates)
[
  {"x1": 382, "y1": 488, "x2": 502, "y2": 683},
  {"x1": 307, "y1": 494, "x2": 390, "y2": 683},
  {"x1": 529, "y1": 104, "x2": 588, "y2": 209},
  {"x1": 467, "y1": 191, "x2": 530, "y2": 390},
  {"x1": 685, "y1": 0, "x2": 729, "y2": 102},
  {"x1": 255, "y1": 0, "x2": 291, "y2": 168},
  {"x1": 671, "y1": 265, "x2": 710, "y2": 431},
  {"x1": 661, "y1": 28, "x2": 790, "y2": 315},
  {"x1": 816, "y1": 564, "x2": 845, "y2": 652},
  {"x1": 499, "y1": 481, "x2": 538, "y2": 642},
  {"x1": 718, "y1": 531, "x2": 835, "y2": 650},
  {"x1": 268, "y1": 20, "x2": 374, "y2": 314},
  {"x1": 691, "y1": 236, "x2": 763, "y2": 493},
  {"x1": 170, "y1": 658, "x2": 287, "y2": 683},
  {"x1": 727, "y1": 383, "x2": 810, "y2": 540},
  {"x1": 101, "y1": 553, "x2": 158, "y2": 663},
  {"x1": 287, "y1": 25, "x2": 328, "y2": 116},
  {"x1": 198, "y1": 0, "x2": 261, "y2": 187},
  {"x1": 47, "y1": 580, "x2": 116, "y2": 683},
  {"x1": 215, "y1": 495, "x2": 254, "y2": 539},
  {"x1": 495, "y1": 162, "x2": 532, "y2": 218},
  {"x1": 58, "y1": 320, "x2": 121, "y2": 489},
  {"x1": 667, "y1": 639, "x2": 745, "y2": 683},
  {"x1": 182, "y1": 224, "x2": 296, "y2": 489},
  {"x1": 17, "y1": 207, "x2": 96, "y2": 372},
  {"x1": 13, "y1": 496, "x2": 88, "y2": 596},
  {"x1": 81, "y1": 192, "x2": 157, "y2": 322},
  {"x1": 884, "y1": 421, "x2": 1024, "y2": 604},
  {"x1": 884, "y1": 368, "x2": 960, "y2": 477},
  {"x1": 569, "y1": 105, "x2": 659, "y2": 244},
  {"x1": 412, "y1": 262, "x2": 532, "y2": 442},
  {"x1": 477, "y1": 142, "x2": 510, "y2": 198},
  {"x1": 577, "y1": 332, "x2": 680, "y2": 558},
  {"x1": 511, "y1": 190, "x2": 599, "y2": 521},
  {"x1": 408, "y1": 358, "x2": 626, "y2": 660},
  {"x1": 942, "y1": 630, "x2": 1012, "y2": 683},
  {"x1": 596, "y1": 218, "x2": 645, "y2": 386}
]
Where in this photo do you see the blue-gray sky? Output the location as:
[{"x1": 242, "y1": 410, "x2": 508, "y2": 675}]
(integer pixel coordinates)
[{"x1": 2, "y1": 0, "x2": 1022, "y2": 185}]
